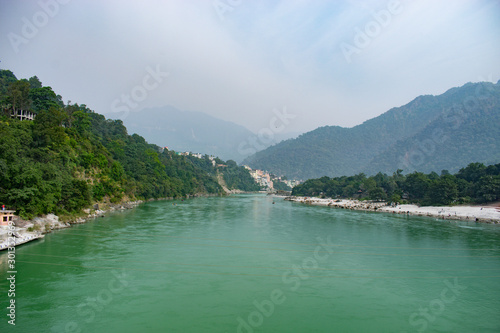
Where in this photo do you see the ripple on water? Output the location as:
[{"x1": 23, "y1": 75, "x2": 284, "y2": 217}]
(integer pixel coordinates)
[{"x1": 2, "y1": 194, "x2": 499, "y2": 332}]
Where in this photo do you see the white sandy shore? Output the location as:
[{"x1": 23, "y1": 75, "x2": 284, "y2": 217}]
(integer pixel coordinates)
[{"x1": 285, "y1": 197, "x2": 500, "y2": 223}]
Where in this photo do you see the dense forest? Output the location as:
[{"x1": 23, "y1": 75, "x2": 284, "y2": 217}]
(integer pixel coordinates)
[
  {"x1": 244, "y1": 81, "x2": 500, "y2": 179},
  {"x1": 292, "y1": 162, "x2": 500, "y2": 206},
  {"x1": 0, "y1": 69, "x2": 258, "y2": 219}
]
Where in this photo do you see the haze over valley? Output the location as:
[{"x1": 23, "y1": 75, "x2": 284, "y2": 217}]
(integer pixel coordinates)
[{"x1": 1, "y1": 1, "x2": 500, "y2": 332}]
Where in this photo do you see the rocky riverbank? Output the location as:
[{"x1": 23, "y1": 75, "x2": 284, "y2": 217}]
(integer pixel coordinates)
[
  {"x1": 0, "y1": 200, "x2": 143, "y2": 251},
  {"x1": 0, "y1": 193, "x2": 228, "y2": 251},
  {"x1": 285, "y1": 196, "x2": 500, "y2": 224}
]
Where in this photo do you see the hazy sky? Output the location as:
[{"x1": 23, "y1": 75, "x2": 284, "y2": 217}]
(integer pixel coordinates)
[{"x1": 1, "y1": 0, "x2": 499, "y2": 133}]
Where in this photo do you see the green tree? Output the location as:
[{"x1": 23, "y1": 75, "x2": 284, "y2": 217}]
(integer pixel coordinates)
[
  {"x1": 7, "y1": 80, "x2": 31, "y2": 113},
  {"x1": 29, "y1": 86, "x2": 60, "y2": 113},
  {"x1": 457, "y1": 162, "x2": 486, "y2": 182},
  {"x1": 369, "y1": 187, "x2": 387, "y2": 201},
  {"x1": 110, "y1": 161, "x2": 125, "y2": 181},
  {"x1": 475, "y1": 175, "x2": 500, "y2": 203},
  {"x1": 33, "y1": 107, "x2": 68, "y2": 147},
  {"x1": 342, "y1": 184, "x2": 356, "y2": 198},
  {"x1": 72, "y1": 111, "x2": 91, "y2": 135},
  {"x1": 425, "y1": 175, "x2": 458, "y2": 205},
  {"x1": 403, "y1": 172, "x2": 430, "y2": 201},
  {"x1": 28, "y1": 76, "x2": 42, "y2": 89}
]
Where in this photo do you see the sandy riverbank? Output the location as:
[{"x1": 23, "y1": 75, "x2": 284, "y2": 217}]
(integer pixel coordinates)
[{"x1": 285, "y1": 196, "x2": 500, "y2": 224}]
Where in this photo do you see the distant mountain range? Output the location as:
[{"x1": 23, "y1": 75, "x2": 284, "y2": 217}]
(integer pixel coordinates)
[
  {"x1": 243, "y1": 81, "x2": 500, "y2": 180},
  {"x1": 119, "y1": 105, "x2": 299, "y2": 163}
]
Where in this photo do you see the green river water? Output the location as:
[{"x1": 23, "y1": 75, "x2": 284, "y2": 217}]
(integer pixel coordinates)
[{"x1": 1, "y1": 194, "x2": 499, "y2": 332}]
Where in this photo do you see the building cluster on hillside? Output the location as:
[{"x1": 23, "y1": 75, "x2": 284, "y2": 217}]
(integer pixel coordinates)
[
  {"x1": 245, "y1": 167, "x2": 274, "y2": 190},
  {"x1": 243, "y1": 166, "x2": 301, "y2": 191},
  {"x1": 282, "y1": 178, "x2": 302, "y2": 188},
  {"x1": 159, "y1": 147, "x2": 301, "y2": 191}
]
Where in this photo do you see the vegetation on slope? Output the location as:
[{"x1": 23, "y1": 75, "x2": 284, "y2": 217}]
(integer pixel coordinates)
[
  {"x1": 0, "y1": 69, "x2": 257, "y2": 218},
  {"x1": 222, "y1": 160, "x2": 261, "y2": 191},
  {"x1": 184, "y1": 156, "x2": 260, "y2": 192},
  {"x1": 244, "y1": 81, "x2": 500, "y2": 179},
  {"x1": 292, "y1": 162, "x2": 500, "y2": 206}
]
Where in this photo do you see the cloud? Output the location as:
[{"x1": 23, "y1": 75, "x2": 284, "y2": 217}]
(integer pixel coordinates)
[{"x1": 0, "y1": 0, "x2": 499, "y2": 133}]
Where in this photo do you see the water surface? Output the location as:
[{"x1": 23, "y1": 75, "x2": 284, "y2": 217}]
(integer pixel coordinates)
[{"x1": 1, "y1": 194, "x2": 499, "y2": 332}]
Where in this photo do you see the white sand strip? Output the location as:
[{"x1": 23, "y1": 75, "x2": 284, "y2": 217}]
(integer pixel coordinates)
[{"x1": 285, "y1": 197, "x2": 500, "y2": 223}]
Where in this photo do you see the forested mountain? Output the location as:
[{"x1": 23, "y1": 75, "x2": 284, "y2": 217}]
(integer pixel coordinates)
[
  {"x1": 119, "y1": 106, "x2": 298, "y2": 163},
  {"x1": 0, "y1": 69, "x2": 257, "y2": 219},
  {"x1": 243, "y1": 81, "x2": 500, "y2": 179}
]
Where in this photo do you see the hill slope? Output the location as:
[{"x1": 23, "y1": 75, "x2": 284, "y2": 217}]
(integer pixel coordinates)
[
  {"x1": 119, "y1": 106, "x2": 298, "y2": 163},
  {"x1": 120, "y1": 106, "x2": 254, "y2": 162},
  {"x1": 243, "y1": 81, "x2": 500, "y2": 179},
  {"x1": 0, "y1": 70, "x2": 258, "y2": 218}
]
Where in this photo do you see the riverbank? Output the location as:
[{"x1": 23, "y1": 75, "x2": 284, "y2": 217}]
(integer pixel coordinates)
[
  {"x1": 0, "y1": 200, "x2": 144, "y2": 251},
  {"x1": 285, "y1": 196, "x2": 500, "y2": 223},
  {"x1": 0, "y1": 192, "x2": 229, "y2": 251}
]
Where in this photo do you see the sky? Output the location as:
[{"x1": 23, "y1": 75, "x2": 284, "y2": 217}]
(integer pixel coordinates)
[{"x1": 1, "y1": 0, "x2": 499, "y2": 134}]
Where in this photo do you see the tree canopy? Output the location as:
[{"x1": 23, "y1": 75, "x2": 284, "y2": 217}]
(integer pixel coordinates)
[
  {"x1": 0, "y1": 69, "x2": 258, "y2": 218},
  {"x1": 292, "y1": 163, "x2": 500, "y2": 206}
]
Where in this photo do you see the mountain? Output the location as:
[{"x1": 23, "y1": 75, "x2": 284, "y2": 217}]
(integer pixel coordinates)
[
  {"x1": 0, "y1": 70, "x2": 259, "y2": 219},
  {"x1": 119, "y1": 106, "x2": 298, "y2": 163},
  {"x1": 243, "y1": 81, "x2": 500, "y2": 179}
]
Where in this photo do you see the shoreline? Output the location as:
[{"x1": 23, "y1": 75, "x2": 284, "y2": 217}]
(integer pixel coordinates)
[
  {"x1": 3, "y1": 194, "x2": 498, "y2": 251},
  {"x1": 285, "y1": 196, "x2": 500, "y2": 224},
  {"x1": 0, "y1": 192, "x2": 229, "y2": 251},
  {"x1": 0, "y1": 200, "x2": 144, "y2": 251}
]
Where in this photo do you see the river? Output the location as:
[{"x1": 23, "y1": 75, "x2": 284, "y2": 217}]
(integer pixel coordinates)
[{"x1": 1, "y1": 194, "x2": 499, "y2": 332}]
